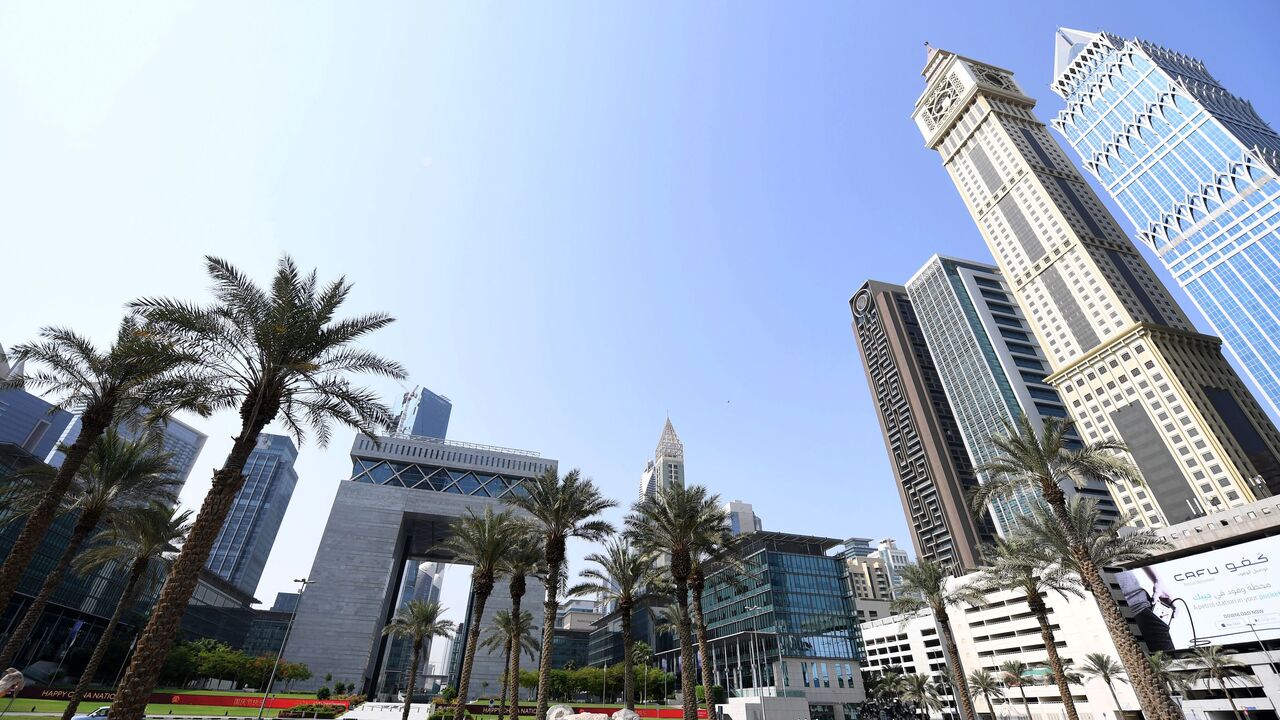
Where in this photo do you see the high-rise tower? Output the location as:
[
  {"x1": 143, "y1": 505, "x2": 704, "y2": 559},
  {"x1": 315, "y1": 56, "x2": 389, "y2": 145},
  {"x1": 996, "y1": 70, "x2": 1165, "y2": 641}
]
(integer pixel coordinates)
[
  {"x1": 905, "y1": 255, "x2": 1119, "y2": 534},
  {"x1": 394, "y1": 386, "x2": 452, "y2": 439},
  {"x1": 1051, "y1": 29, "x2": 1280, "y2": 418},
  {"x1": 638, "y1": 418, "x2": 684, "y2": 501},
  {"x1": 913, "y1": 48, "x2": 1280, "y2": 526},
  {"x1": 206, "y1": 433, "x2": 299, "y2": 596},
  {"x1": 850, "y1": 280, "x2": 997, "y2": 569}
]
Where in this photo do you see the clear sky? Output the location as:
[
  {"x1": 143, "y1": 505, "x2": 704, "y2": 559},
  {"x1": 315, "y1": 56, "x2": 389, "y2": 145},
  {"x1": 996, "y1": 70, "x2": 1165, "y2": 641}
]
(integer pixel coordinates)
[{"x1": 3, "y1": 1, "x2": 1278, "y2": 668}]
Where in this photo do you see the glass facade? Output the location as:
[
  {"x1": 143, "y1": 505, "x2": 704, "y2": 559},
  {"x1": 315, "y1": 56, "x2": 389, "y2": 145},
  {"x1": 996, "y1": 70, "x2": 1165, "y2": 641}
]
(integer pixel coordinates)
[
  {"x1": 699, "y1": 532, "x2": 862, "y2": 698},
  {"x1": 0, "y1": 388, "x2": 74, "y2": 461},
  {"x1": 206, "y1": 433, "x2": 299, "y2": 597},
  {"x1": 351, "y1": 459, "x2": 532, "y2": 499},
  {"x1": 1054, "y1": 30, "x2": 1280, "y2": 417},
  {"x1": 906, "y1": 257, "x2": 1119, "y2": 535}
]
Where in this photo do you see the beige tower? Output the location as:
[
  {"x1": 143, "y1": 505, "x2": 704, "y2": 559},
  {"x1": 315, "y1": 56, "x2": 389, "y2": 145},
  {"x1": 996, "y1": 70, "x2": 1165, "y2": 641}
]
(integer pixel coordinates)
[{"x1": 912, "y1": 47, "x2": 1280, "y2": 527}]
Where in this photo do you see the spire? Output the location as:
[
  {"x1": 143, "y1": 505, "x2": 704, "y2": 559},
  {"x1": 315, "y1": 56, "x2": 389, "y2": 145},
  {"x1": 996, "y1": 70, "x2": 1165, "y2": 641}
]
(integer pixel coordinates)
[
  {"x1": 1053, "y1": 27, "x2": 1100, "y2": 82},
  {"x1": 655, "y1": 417, "x2": 684, "y2": 459}
]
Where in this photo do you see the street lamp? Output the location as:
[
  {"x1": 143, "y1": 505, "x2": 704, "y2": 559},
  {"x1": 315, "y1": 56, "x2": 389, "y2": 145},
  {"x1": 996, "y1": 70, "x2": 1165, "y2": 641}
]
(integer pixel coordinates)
[
  {"x1": 257, "y1": 578, "x2": 315, "y2": 720},
  {"x1": 744, "y1": 605, "x2": 770, "y2": 720},
  {"x1": 1247, "y1": 623, "x2": 1279, "y2": 713}
]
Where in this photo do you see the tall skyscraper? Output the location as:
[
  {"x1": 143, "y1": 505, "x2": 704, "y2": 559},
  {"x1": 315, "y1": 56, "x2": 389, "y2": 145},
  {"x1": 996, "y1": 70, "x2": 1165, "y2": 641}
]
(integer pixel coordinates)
[
  {"x1": 0, "y1": 347, "x2": 75, "y2": 460},
  {"x1": 724, "y1": 500, "x2": 763, "y2": 535},
  {"x1": 873, "y1": 538, "x2": 910, "y2": 596},
  {"x1": 850, "y1": 280, "x2": 997, "y2": 569},
  {"x1": 1050, "y1": 30, "x2": 1280, "y2": 419},
  {"x1": 638, "y1": 417, "x2": 684, "y2": 501},
  {"x1": 206, "y1": 433, "x2": 299, "y2": 596},
  {"x1": 394, "y1": 386, "x2": 452, "y2": 439},
  {"x1": 913, "y1": 47, "x2": 1280, "y2": 527},
  {"x1": 906, "y1": 255, "x2": 1119, "y2": 534}
]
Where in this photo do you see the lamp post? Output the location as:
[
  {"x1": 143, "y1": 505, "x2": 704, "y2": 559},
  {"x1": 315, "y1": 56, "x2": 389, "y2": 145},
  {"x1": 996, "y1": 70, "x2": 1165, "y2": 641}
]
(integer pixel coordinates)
[
  {"x1": 745, "y1": 606, "x2": 770, "y2": 720},
  {"x1": 1247, "y1": 623, "x2": 1279, "y2": 712},
  {"x1": 257, "y1": 578, "x2": 314, "y2": 720}
]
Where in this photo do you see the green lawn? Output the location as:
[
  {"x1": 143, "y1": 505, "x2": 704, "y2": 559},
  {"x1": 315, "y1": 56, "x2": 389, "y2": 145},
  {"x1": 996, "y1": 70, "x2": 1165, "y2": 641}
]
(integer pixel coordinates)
[{"x1": 0, "y1": 698, "x2": 286, "y2": 717}]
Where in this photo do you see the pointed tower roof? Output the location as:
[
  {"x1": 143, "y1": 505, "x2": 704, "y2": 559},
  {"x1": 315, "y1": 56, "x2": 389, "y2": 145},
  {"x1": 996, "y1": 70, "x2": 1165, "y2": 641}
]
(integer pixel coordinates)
[
  {"x1": 1053, "y1": 28, "x2": 1100, "y2": 82},
  {"x1": 655, "y1": 417, "x2": 684, "y2": 460}
]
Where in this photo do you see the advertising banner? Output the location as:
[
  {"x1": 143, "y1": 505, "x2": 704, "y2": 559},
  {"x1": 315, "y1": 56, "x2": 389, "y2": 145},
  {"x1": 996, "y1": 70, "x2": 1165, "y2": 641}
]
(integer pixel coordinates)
[
  {"x1": 1115, "y1": 534, "x2": 1280, "y2": 650},
  {"x1": 16, "y1": 688, "x2": 350, "y2": 710}
]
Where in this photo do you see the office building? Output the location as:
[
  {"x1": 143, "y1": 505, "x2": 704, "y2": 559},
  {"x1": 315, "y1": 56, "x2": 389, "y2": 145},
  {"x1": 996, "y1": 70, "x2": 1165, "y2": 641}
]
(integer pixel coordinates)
[
  {"x1": 271, "y1": 592, "x2": 300, "y2": 614},
  {"x1": 50, "y1": 412, "x2": 207, "y2": 489},
  {"x1": 243, "y1": 607, "x2": 292, "y2": 659},
  {"x1": 284, "y1": 432, "x2": 553, "y2": 696},
  {"x1": 0, "y1": 348, "x2": 75, "y2": 461},
  {"x1": 178, "y1": 569, "x2": 259, "y2": 649},
  {"x1": 639, "y1": 418, "x2": 684, "y2": 501},
  {"x1": 836, "y1": 541, "x2": 894, "y2": 623},
  {"x1": 551, "y1": 627, "x2": 591, "y2": 670},
  {"x1": 872, "y1": 539, "x2": 910, "y2": 596},
  {"x1": 725, "y1": 500, "x2": 763, "y2": 535},
  {"x1": 850, "y1": 281, "x2": 998, "y2": 569},
  {"x1": 906, "y1": 255, "x2": 1119, "y2": 534},
  {"x1": 1052, "y1": 29, "x2": 1280, "y2": 418},
  {"x1": 206, "y1": 433, "x2": 299, "y2": 597},
  {"x1": 913, "y1": 47, "x2": 1280, "y2": 527},
  {"x1": 687, "y1": 531, "x2": 864, "y2": 720},
  {"x1": 394, "y1": 386, "x2": 452, "y2": 439}
]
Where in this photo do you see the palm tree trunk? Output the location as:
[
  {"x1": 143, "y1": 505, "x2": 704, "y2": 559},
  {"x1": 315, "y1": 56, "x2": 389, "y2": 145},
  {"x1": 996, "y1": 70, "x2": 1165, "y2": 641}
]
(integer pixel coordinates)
[
  {"x1": 508, "y1": 577, "x2": 525, "y2": 720},
  {"x1": 1040, "y1": 486, "x2": 1180, "y2": 720},
  {"x1": 112, "y1": 412, "x2": 275, "y2": 720},
  {"x1": 0, "y1": 508, "x2": 100, "y2": 667},
  {"x1": 1017, "y1": 686, "x2": 1030, "y2": 720},
  {"x1": 535, "y1": 540, "x2": 565, "y2": 720},
  {"x1": 403, "y1": 641, "x2": 421, "y2": 720},
  {"x1": 689, "y1": 581, "x2": 715, "y2": 718},
  {"x1": 62, "y1": 557, "x2": 149, "y2": 720},
  {"x1": 1222, "y1": 680, "x2": 1243, "y2": 720},
  {"x1": 673, "y1": 578, "x2": 698, "y2": 720},
  {"x1": 0, "y1": 411, "x2": 110, "y2": 614},
  {"x1": 1104, "y1": 680, "x2": 1121, "y2": 720},
  {"x1": 981, "y1": 690, "x2": 993, "y2": 720},
  {"x1": 935, "y1": 607, "x2": 976, "y2": 720},
  {"x1": 1025, "y1": 594, "x2": 1078, "y2": 720},
  {"x1": 498, "y1": 639, "x2": 511, "y2": 719},
  {"x1": 620, "y1": 601, "x2": 635, "y2": 710},
  {"x1": 455, "y1": 583, "x2": 493, "y2": 720}
]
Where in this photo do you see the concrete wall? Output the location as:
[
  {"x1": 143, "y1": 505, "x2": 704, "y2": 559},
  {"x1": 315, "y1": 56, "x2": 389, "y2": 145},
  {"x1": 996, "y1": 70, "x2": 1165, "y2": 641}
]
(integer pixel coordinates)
[{"x1": 283, "y1": 480, "x2": 545, "y2": 697}]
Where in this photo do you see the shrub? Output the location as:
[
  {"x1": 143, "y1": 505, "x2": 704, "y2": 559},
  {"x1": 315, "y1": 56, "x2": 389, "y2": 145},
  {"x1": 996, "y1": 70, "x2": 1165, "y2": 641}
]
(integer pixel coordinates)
[
  {"x1": 279, "y1": 703, "x2": 345, "y2": 719},
  {"x1": 438, "y1": 686, "x2": 458, "y2": 702},
  {"x1": 316, "y1": 686, "x2": 332, "y2": 700}
]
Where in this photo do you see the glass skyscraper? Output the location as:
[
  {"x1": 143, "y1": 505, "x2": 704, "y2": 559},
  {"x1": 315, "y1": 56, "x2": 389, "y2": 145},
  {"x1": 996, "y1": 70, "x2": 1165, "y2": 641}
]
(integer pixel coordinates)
[
  {"x1": 1052, "y1": 29, "x2": 1280, "y2": 417},
  {"x1": 393, "y1": 386, "x2": 452, "y2": 439},
  {"x1": 206, "y1": 433, "x2": 299, "y2": 597},
  {"x1": 906, "y1": 256, "x2": 1119, "y2": 534}
]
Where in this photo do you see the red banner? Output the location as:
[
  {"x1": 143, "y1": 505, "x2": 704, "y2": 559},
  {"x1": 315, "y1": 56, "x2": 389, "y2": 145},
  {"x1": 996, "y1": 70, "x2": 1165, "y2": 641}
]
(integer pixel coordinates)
[
  {"x1": 452, "y1": 704, "x2": 706, "y2": 719},
  {"x1": 18, "y1": 688, "x2": 349, "y2": 710}
]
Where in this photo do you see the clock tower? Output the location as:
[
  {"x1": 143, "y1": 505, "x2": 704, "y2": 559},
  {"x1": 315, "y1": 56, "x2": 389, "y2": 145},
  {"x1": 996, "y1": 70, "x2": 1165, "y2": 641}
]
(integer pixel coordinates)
[{"x1": 912, "y1": 47, "x2": 1280, "y2": 528}]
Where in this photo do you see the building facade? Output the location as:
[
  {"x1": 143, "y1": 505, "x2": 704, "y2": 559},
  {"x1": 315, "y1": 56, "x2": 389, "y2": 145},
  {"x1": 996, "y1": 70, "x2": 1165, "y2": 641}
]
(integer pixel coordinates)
[
  {"x1": 850, "y1": 281, "x2": 998, "y2": 569},
  {"x1": 694, "y1": 532, "x2": 864, "y2": 720},
  {"x1": 0, "y1": 349, "x2": 75, "y2": 461},
  {"x1": 873, "y1": 539, "x2": 911, "y2": 596},
  {"x1": 905, "y1": 255, "x2": 1119, "y2": 534},
  {"x1": 913, "y1": 47, "x2": 1280, "y2": 527},
  {"x1": 639, "y1": 418, "x2": 684, "y2": 501},
  {"x1": 394, "y1": 386, "x2": 452, "y2": 439},
  {"x1": 206, "y1": 433, "x2": 299, "y2": 597},
  {"x1": 284, "y1": 432, "x2": 553, "y2": 697},
  {"x1": 1052, "y1": 29, "x2": 1280, "y2": 419},
  {"x1": 725, "y1": 500, "x2": 763, "y2": 535}
]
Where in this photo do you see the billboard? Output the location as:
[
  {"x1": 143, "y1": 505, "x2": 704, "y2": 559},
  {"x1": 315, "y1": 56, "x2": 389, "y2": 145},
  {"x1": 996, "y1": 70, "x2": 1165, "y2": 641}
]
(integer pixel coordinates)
[{"x1": 1116, "y1": 533, "x2": 1280, "y2": 650}]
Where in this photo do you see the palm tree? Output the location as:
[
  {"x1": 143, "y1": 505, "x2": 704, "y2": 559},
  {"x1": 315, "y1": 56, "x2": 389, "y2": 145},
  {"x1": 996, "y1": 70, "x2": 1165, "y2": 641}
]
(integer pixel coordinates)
[
  {"x1": 999, "y1": 661, "x2": 1032, "y2": 720},
  {"x1": 688, "y1": 524, "x2": 736, "y2": 719},
  {"x1": 0, "y1": 428, "x2": 180, "y2": 667},
  {"x1": 481, "y1": 610, "x2": 537, "y2": 719},
  {"x1": 975, "y1": 537, "x2": 1083, "y2": 720},
  {"x1": 626, "y1": 484, "x2": 725, "y2": 720},
  {"x1": 1186, "y1": 647, "x2": 1249, "y2": 720},
  {"x1": 61, "y1": 504, "x2": 190, "y2": 720},
  {"x1": 441, "y1": 508, "x2": 526, "y2": 720},
  {"x1": 1079, "y1": 653, "x2": 1127, "y2": 720},
  {"x1": 503, "y1": 468, "x2": 615, "y2": 720},
  {"x1": 892, "y1": 561, "x2": 983, "y2": 720},
  {"x1": 974, "y1": 415, "x2": 1180, "y2": 720},
  {"x1": 569, "y1": 538, "x2": 663, "y2": 710},
  {"x1": 382, "y1": 601, "x2": 456, "y2": 720},
  {"x1": 500, "y1": 541, "x2": 542, "y2": 720},
  {"x1": 900, "y1": 673, "x2": 943, "y2": 719},
  {"x1": 1146, "y1": 652, "x2": 1190, "y2": 700},
  {"x1": 966, "y1": 670, "x2": 1005, "y2": 720},
  {"x1": 0, "y1": 318, "x2": 206, "y2": 615},
  {"x1": 112, "y1": 256, "x2": 405, "y2": 720}
]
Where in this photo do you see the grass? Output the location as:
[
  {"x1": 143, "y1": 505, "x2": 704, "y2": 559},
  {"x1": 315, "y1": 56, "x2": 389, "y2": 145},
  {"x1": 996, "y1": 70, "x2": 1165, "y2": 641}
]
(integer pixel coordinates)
[{"x1": 1, "y1": 698, "x2": 286, "y2": 717}]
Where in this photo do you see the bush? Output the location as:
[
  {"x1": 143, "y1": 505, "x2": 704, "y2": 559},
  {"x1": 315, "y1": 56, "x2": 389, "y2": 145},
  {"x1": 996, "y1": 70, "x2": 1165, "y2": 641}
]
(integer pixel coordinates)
[
  {"x1": 316, "y1": 687, "x2": 332, "y2": 700},
  {"x1": 439, "y1": 686, "x2": 458, "y2": 702},
  {"x1": 279, "y1": 704, "x2": 345, "y2": 719}
]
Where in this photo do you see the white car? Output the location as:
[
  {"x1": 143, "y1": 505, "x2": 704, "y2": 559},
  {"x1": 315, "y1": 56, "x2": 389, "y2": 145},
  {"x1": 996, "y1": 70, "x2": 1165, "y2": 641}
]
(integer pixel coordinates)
[{"x1": 71, "y1": 707, "x2": 110, "y2": 720}]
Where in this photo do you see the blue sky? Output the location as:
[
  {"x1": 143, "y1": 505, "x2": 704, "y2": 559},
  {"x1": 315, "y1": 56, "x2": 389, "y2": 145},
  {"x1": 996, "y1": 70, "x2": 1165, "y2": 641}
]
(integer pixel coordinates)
[{"x1": 3, "y1": 1, "x2": 1278, "y2": 659}]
